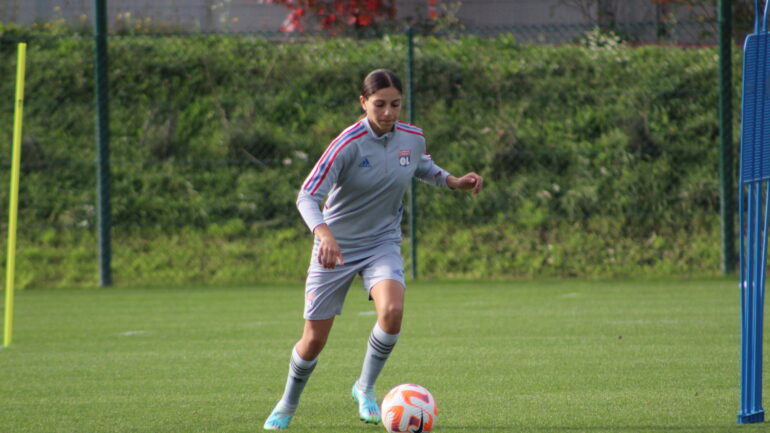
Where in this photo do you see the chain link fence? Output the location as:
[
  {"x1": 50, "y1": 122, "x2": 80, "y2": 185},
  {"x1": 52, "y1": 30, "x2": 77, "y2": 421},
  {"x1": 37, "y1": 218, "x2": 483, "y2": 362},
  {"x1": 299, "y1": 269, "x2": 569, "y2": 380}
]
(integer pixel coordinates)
[{"x1": 0, "y1": 4, "x2": 738, "y2": 288}]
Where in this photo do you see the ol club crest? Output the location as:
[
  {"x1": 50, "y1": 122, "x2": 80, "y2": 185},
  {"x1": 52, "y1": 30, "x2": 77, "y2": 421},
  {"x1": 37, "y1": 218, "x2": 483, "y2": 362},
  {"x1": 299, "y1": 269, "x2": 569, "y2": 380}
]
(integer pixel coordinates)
[{"x1": 398, "y1": 150, "x2": 411, "y2": 167}]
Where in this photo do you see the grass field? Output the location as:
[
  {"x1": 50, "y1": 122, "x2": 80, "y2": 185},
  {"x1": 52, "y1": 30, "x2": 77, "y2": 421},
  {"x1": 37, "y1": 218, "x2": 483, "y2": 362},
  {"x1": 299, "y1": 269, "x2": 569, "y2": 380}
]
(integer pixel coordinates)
[{"x1": 0, "y1": 277, "x2": 767, "y2": 433}]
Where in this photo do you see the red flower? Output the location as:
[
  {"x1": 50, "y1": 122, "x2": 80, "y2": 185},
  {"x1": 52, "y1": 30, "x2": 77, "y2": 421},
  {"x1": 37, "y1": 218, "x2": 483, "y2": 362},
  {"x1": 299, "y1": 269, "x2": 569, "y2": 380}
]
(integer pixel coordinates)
[
  {"x1": 357, "y1": 14, "x2": 372, "y2": 26},
  {"x1": 261, "y1": 0, "x2": 395, "y2": 32},
  {"x1": 365, "y1": 0, "x2": 380, "y2": 11}
]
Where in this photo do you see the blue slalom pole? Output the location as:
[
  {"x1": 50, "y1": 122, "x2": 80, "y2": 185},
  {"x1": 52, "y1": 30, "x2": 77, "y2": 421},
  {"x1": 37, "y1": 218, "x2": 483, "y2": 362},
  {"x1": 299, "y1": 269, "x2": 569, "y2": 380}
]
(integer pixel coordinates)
[{"x1": 738, "y1": 0, "x2": 769, "y2": 423}]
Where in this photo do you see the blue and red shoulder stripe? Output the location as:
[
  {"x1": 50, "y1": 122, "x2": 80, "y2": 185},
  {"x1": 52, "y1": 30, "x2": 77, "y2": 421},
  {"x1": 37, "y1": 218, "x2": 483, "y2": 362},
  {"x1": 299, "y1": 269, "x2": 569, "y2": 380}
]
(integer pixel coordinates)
[
  {"x1": 303, "y1": 121, "x2": 367, "y2": 195},
  {"x1": 396, "y1": 121, "x2": 425, "y2": 137}
]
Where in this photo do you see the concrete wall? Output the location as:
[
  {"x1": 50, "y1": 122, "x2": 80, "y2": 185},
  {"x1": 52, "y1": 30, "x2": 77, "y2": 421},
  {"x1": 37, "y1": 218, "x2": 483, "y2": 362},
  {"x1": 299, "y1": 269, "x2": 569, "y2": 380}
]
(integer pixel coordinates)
[
  {"x1": 1, "y1": 0, "x2": 287, "y2": 33},
  {"x1": 396, "y1": 0, "x2": 703, "y2": 27},
  {"x1": 0, "y1": 0, "x2": 710, "y2": 40}
]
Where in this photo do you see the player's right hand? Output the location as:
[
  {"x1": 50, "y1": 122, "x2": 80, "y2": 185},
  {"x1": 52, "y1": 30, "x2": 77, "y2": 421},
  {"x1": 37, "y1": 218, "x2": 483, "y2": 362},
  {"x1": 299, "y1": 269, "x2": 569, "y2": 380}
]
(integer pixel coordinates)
[{"x1": 314, "y1": 224, "x2": 344, "y2": 269}]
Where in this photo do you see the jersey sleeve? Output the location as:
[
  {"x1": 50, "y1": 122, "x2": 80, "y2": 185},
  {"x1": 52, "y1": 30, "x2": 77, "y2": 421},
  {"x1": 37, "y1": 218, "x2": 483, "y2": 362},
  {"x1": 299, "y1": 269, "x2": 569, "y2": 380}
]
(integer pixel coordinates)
[
  {"x1": 414, "y1": 151, "x2": 451, "y2": 188},
  {"x1": 296, "y1": 125, "x2": 361, "y2": 232},
  {"x1": 296, "y1": 151, "x2": 343, "y2": 233},
  {"x1": 296, "y1": 191, "x2": 325, "y2": 233}
]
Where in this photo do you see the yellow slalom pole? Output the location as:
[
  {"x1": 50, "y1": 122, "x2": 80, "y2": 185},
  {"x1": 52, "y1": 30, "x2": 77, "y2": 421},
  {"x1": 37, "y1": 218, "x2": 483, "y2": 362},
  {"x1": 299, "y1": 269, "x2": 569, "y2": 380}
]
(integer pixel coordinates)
[{"x1": 4, "y1": 42, "x2": 27, "y2": 347}]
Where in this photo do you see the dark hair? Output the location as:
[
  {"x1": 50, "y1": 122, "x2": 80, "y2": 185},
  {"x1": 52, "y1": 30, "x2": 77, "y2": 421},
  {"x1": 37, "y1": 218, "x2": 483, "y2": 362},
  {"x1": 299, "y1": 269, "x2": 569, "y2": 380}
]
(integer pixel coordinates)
[{"x1": 361, "y1": 69, "x2": 403, "y2": 99}]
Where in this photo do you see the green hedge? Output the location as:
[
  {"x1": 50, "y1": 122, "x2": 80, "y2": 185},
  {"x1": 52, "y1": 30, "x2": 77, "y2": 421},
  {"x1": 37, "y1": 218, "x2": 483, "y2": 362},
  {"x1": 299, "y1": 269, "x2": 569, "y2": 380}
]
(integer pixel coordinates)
[{"x1": 0, "y1": 29, "x2": 736, "y2": 287}]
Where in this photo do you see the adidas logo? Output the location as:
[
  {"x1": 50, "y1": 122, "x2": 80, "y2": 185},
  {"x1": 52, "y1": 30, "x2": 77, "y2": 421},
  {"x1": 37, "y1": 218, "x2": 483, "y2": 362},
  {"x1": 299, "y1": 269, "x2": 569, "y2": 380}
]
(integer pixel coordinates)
[{"x1": 358, "y1": 158, "x2": 372, "y2": 168}]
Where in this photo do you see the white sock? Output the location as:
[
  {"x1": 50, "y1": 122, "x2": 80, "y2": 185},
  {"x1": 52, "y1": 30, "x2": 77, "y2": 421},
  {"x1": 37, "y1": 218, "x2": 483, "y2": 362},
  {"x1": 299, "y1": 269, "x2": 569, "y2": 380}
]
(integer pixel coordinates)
[
  {"x1": 357, "y1": 322, "x2": 400, "y2": 392},
  {"x1": 277, "y1": 346, "x2": 317, "y2": 412}
]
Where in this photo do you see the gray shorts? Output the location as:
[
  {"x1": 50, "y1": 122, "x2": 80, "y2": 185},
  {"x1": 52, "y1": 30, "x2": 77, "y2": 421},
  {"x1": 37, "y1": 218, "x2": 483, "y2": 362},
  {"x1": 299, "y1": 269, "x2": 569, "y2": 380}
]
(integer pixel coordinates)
[{"x1": 304, "y1": 242, "x2": 406, "y2": 320}]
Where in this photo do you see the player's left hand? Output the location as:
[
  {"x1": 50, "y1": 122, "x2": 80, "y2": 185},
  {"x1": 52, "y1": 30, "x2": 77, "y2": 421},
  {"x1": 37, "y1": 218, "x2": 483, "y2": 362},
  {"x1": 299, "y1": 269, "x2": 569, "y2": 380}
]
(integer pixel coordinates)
[{"x1": 448, "y1": 172, "x2": 483, "y2": 195}]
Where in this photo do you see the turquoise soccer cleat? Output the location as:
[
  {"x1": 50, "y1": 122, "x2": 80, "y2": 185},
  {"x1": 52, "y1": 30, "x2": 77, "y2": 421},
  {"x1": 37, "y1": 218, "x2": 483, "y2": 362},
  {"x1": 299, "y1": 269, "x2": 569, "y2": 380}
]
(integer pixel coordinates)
[
  {"x1": 352, "y1": 383, "x2": 381, "y2": 424},
  {"x1": 263, "y1": 407, "x2": 294, "y2": 430}
]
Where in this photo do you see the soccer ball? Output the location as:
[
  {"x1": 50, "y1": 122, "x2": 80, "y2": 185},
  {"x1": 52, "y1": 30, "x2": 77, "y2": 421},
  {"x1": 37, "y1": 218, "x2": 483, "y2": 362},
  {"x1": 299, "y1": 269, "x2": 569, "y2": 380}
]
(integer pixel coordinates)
[{"x1": 380, "y1": 383, "x2": 438, "y2": 433}]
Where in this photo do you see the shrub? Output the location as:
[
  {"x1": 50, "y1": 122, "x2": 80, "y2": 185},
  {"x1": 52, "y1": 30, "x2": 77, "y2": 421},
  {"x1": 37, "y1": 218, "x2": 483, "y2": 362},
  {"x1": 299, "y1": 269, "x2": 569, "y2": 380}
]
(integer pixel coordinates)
[{"x1": 0, "y1": 31, "x2": 732, "y2": 285}]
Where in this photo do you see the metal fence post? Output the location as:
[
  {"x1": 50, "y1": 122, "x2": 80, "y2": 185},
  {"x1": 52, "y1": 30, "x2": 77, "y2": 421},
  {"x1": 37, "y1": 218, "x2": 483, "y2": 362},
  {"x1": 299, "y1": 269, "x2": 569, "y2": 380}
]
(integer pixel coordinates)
[
  {"x1": 406, "y1": 26, "x2": 417, "y2": 280},
  {"x1": 719, "y1": 0, "x2": 734, "y2": 274},
  {"x1": 93, "y1": 0, "x2": 112, "y2": 286}
]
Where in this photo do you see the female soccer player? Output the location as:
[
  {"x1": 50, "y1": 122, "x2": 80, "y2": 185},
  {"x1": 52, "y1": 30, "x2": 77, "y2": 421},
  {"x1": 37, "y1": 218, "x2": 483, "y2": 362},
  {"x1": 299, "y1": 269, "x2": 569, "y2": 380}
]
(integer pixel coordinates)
[{"x1": 264, "y1": 69, "x2": 483, "y2": 430}]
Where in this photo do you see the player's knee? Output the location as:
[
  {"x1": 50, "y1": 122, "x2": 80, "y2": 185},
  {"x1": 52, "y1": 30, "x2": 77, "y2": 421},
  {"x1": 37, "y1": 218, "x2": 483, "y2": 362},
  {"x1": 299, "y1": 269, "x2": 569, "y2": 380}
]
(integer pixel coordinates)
[{"x1": 379, "y1": 304, "x2": 403, "y2": 332}]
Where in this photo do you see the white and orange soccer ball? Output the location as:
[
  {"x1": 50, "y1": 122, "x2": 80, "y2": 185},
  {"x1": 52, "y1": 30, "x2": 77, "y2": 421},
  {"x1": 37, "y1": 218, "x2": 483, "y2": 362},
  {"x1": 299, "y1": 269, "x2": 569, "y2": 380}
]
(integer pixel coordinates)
[{"x1": 380, "y1": 383, "x2": 438, "y2": 433}]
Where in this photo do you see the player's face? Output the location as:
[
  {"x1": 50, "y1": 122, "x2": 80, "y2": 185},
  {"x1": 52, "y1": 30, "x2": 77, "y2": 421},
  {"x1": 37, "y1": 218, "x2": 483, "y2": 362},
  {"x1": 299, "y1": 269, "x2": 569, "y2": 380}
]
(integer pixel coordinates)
[{"x1": 360, "y1": 87, "x2": 402, "y2": 136}]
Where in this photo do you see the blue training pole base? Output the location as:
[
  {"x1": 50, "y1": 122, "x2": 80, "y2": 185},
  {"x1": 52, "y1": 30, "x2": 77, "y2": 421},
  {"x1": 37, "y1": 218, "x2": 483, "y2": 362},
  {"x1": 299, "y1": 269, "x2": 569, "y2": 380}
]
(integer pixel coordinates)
[{"x1": 738, "y1": 410, "x2": 765, "y2": 424}]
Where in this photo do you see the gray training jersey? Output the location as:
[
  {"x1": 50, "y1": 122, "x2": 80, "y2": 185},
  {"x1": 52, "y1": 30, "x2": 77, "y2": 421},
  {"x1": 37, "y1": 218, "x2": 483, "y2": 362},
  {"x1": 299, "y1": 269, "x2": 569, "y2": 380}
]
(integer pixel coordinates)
[{"x1": 296, "y1": 118, "x2": 451, "y2": 260}]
